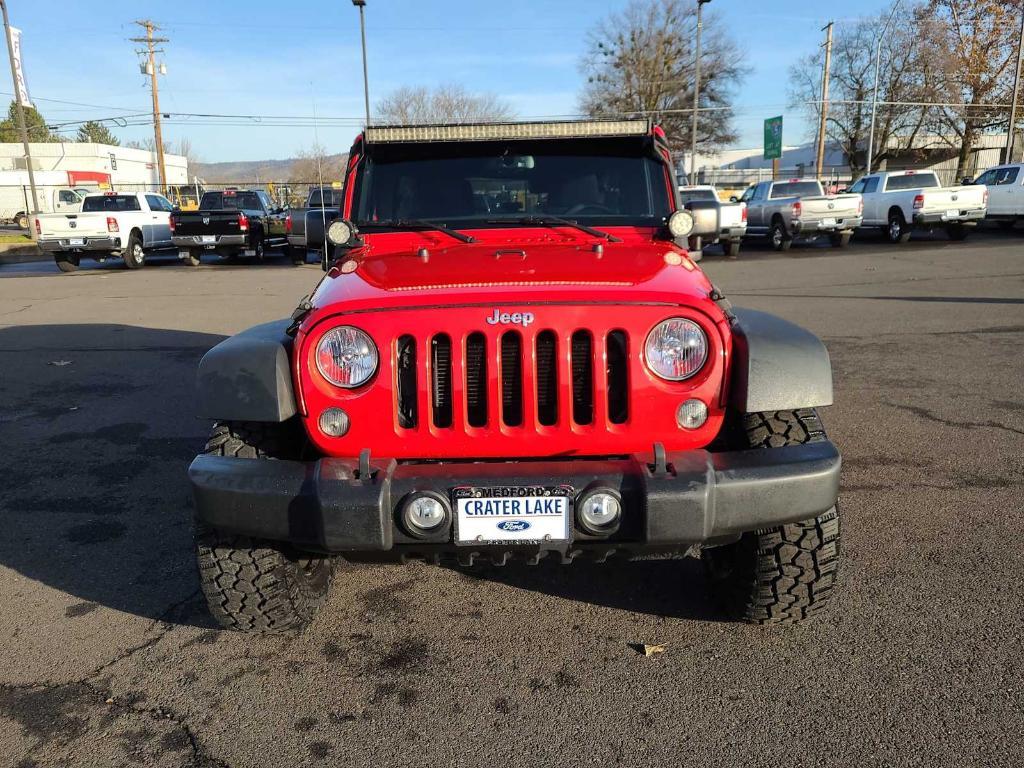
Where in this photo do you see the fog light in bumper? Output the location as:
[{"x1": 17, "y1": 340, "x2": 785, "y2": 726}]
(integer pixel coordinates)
[
  {"x1": 318, "y1": 407, "x2": 350, "y2": 437},
  {"x1": 577, "y1": 490, "x2": 622, "y2": 535},
  {"x1": 676, "y1": 399, "x2": 707, "y2": 430},
  {"x1": 401, "y1": 492, "x2": 450, "y2": 536}
]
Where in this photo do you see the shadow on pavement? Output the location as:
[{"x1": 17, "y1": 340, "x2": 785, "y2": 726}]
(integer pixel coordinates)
[{"x1": 0, "y1": 324, "x2": 227, "y2": 628}]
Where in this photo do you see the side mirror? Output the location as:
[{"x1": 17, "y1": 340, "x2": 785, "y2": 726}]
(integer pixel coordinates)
[
  {"x1": 837, "y1": 187, "x2": 848, "y2": 194},
  {"x1": 729, "y1": 196, "x2": 738, "y2": 203},
  {"x1": 961, "y1": 177, "x2": 973, "y2": 185}
]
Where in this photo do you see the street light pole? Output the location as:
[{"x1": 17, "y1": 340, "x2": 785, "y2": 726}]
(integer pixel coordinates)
[
  {"x1": 0, "y1": 0, "x2": 39, "y2": 221},
  {"x1": 690, "y1": 0, "x2": 710, "y2": 182},
  {"x1": 352, "y1": 0, "x2": 370, "y2": 126},
  {"x1": 1004, "y1": 1, "x2": 1024, "y2": 163},
  {"x1": 866, "y1": 0, "x2": 903, "y2": 175}
]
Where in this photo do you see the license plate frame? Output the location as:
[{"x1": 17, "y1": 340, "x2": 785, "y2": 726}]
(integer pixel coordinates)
[
  {"x1": 820, "y1": 217, "x2": 836, "y2": 229},
  {"x1": 68, "y1": 238, "x2": 85, "y2": 246},
  {"x1": 945, "y1": 209, "x2": 959, "y2": 219},
  {"x1": 452, "y1": 485, "x2": 573, "y2": 545},
  {"x1": 200, "y1": 235, "x2": 216, "y2": 244}
]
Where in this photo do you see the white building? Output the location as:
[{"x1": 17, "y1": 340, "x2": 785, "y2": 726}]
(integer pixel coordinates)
[{"x1": 0, "y1": 142, "x2": 188, "y2": 189}]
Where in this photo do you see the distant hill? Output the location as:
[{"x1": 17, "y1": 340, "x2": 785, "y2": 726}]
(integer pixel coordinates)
[{"x1": 193, "y1": 153, "x2": 348, "y2": 184}]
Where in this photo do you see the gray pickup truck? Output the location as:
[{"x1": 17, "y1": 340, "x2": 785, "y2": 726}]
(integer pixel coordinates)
[
  {"x1": 286, "y1": 187, "x2": 343, "y2": 265},
  {"x1": 737, "y1": 179, "x2": 863, "y2": 251}
]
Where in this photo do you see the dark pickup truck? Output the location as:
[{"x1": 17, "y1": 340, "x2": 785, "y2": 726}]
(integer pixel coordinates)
[
  {"x1": 171, "y1": 189, "x2": 288, "y2": 265},
  {"x1": 285, "y1": 187, "x2": 343, "y2": 265}
]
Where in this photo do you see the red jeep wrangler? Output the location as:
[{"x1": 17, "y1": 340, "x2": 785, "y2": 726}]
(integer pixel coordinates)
[{"x1": 188, "y1": 120, "x2": 840, "y2": 632}]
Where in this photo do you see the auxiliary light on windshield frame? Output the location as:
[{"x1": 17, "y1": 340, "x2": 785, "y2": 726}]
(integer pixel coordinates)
[{"x1": 364, "y1": 119, "x2": 652, "y2": 144}]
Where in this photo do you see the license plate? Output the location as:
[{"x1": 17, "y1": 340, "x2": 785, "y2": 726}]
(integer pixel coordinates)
[
  {"x1": 946, "y1": 209, "x2": 959, "y2": 219},
  {"x1": 68, "y1": 238, "x2": 84, "y2": 246},
  {"x1": 820, "y1": 218, "x2": 836, "y2": 228},
  {"x1": 453, "y1": 486, "x2": 573, "y2": 544},
  {"x1": 201, "y1": 235, "x2": 216, "y2": 244}
]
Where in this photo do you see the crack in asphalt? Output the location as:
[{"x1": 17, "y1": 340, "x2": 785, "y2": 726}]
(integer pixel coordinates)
[{"x1": 885, "y1": 402, "x2": 1024, "y2": 437}]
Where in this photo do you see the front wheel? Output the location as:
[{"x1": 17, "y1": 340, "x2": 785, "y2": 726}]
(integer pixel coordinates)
[
  {"x1": 703, "y1": 409, "x2": 841, "y2": 624},
  {"x1": 123, "y1": 232, "x2": 145, "y2": 269},
  {"x1": 946, "y1": 223, "x2": 969, "y2": 241},
  {"x1": 16, "y1": 213, "x2": 28, "y2": 230},
  {"x1": 829, "y1": 231, "x2": 852, "y2": 248}
]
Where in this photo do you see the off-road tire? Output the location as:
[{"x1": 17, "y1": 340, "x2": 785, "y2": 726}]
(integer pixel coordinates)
[
  {"x1": 123, "y1": 231, "x2": 145, "y2": 269},
  {"x1": 54, "y1": 254, "x2": 79, "y2": 273},
  {"x1": 725, "y1": 239, "x2": 741, "y2": 258},
  {"x1": 946, "y1": 223, "x2": 969, "y2": 241},
  {"x1": 829, "y1": 231, "x2": 852, "y2": 248},
  {"x1": 703, "y1": 409, "x2": 841, "y2": 624},
  {"x1": 195, "y1": 421, "x2": 333, "y2": 632},
  {"x1": 886, "y1": 210, "x2": 912, "y2": 244},
  {"x1": 185, "y1": 249, "x2": 202, "y2": 267},
  {"x1": 769, "y1": 219, "x2": 792, "y2": 252}
]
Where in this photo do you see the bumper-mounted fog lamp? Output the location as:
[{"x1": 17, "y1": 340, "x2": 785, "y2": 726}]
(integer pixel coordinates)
[
  {"x1": 401, "y1": 492, "x2": 450, "y2": 537},
  {"x1": 577, "y1": 489, "x2": 622, "y2": 535}
]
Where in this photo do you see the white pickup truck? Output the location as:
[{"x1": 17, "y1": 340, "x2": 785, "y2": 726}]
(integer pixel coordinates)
[
  {"x1": 677, "y1": 184, "x2": 746, "y2": 258},
  {"x1": 35, "y1": 192, "x2": 177, "y2": 273},
  {"x1": 848, "y1": 170, "x2": 987, "y2": 243},
  {"x1": 970, "y1": 163, "x2": 1024, "y2": 228},
  {"x1": 737, "y1": 179, "x2": 863, "y2": 251}
]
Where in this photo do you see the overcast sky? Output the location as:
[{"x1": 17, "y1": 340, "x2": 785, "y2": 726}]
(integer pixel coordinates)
[{"x1": 6, "y1": 0, "x2": 893, "y2": 162}]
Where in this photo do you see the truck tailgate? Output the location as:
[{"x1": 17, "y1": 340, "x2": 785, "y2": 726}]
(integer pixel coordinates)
[
  {"x1": 920, "y1": 186, "x2": 986, "y2": 213},
  {"x1": 38, "y1": 213, "x2": 110, "y2": 239},
  {"x1": 174, "y1": 210, "x2": 244, "y2": 237},
  {"x1": 718, "y1": 202, "x2": 746, "y2": 228},
  {"x1": 798, "y1": 194, "x2": 861, "y2": 220}
]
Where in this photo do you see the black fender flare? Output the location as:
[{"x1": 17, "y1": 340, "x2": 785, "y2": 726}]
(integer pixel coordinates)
[
  {"x1": 728, "y1": 308, "x2": 833, "y2": 413},
  {"x1": 196, "y1": 319, "x2": 297, "y2": 422}
]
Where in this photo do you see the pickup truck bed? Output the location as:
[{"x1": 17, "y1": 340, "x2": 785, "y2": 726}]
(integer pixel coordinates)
[{"x1": 286, "y1": 187, "x2": 344, "y2": 265}]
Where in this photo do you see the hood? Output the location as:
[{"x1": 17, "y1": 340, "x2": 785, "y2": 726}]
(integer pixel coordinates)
[{"x1": 307, "y1": 227, "x2": 718, "y2": 318}]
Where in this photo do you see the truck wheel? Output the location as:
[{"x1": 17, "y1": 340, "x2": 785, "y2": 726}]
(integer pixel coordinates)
[
  {"x1": 123, "y1": 232, "x2": 145, "y2": 269},
  {"x1": 54, "y1": 254, "x2": 79, "y2": 273},
  {"x1": 184, "y1": 249, "x2": 202, "y2": 267},
  {"x1": 195, "y1": 421, "x2": 333, "y2": 633},
  {"x1": 290, "y1": 247, "x2": 306, "y2": 266},
  {"x1": 886, "y1": 211, "x2": 911, "y2": 244},
  {"x1": 703, "y1": 409, "x2": 841, "y2": 624},
  {"x1": 16, "y1": 213, "x2": 28, "y2": 230},
  {"x1": 829, "y1": 231, "x2": 852, "y2": 248},
  {"x1": 253, "y1": 237, "x2": 265, "y2": 262},
  {"x1": 946, "y1": 224, "x2": 969, "y2": 241},
  {"x1": 725, "y1": 239, "x2": 741, "y2": 259},
  {"x1": 769, "y1": 220, "x2": 792, "y2": 252}
]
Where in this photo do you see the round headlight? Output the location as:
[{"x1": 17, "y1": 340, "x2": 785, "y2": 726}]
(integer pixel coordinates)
[
  {"x1": 644, "y1": 318, "x2": 708, "y2": 381},
  {"x1": 668, "y1": 210, "x2": 695, "y2": 238},
  {"x1": 315, "y1": 326, "x2": 378, "y2": 388},
  {"x1": 327, "y1": 219, "x2": 353, "y2": 246}
]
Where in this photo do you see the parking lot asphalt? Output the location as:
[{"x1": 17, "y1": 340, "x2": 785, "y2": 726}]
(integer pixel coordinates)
[{"x1": 1, "y1": 231, "x2": 1022, "y2": 768}]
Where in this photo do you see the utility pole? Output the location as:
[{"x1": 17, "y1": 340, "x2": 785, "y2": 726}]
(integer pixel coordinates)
[
  {"x1": 867, "y1": 0, "x2": 903, "y2": 174},
  {"x1": 0, "y1": 0, "x2": 38, "y2": 220},
  {"x1": 1005, "y1": 2, "x2": 1024, "y2": 163},
  {"x1": 690, "y1": 0, "x2": 711, "y2": 182},
  {"x1": 814, "y1": 21, "x2": 834, "y2": 181},
  {"x1": 352, "y1": 0, "x2": 370, "y2": 126},
  {"x1": 130, "y1": 20, "x2": 168, "y2": 193}
]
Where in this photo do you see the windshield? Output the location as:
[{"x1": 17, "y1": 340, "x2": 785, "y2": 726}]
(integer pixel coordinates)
[
  {"x1": 885, "y1": 173, "x2": 939, "y2": 191},
  {"x1": 769, "y1": 182, "x2": 822, "y2": 199},
  {"x1": 82, "y1": 195, "x2": 140, "y2": 212},
  {"x1": 200, "y1": 191, "x2": 261, "y2": 210},
  {"x1": 678, "y1": 188, "x2": 717, "y2": 203},
  {"x1": 353, "y1": 138, "x2": 671, "y2": 229}
]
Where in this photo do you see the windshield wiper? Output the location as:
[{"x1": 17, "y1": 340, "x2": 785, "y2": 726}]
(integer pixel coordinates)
[
  {"x1": 485, "y1": 215, "x2": 622, "y2": 243},
  {"x1": 358, "y1": 218, "x2": 475, "y2": 243}
]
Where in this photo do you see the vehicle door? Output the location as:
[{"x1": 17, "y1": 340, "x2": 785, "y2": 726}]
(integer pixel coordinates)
[
  {"x1": 851, "y1": 176, "x2": 880, "y2": 223},
  {"x1": 54, "y1": 188, "x2": 83, "y2": 214},
  {"x1": 978, "y1": 167, "x2": 1019, "y2": 215},
  {"x1": 145, "y1": 194, "x2": 174, "y2": 246},
  {"x1": 739, "y1": 184, "x2": 762, "y2": 230},
  {"x1": 258, "y1": 191, "x2": 286, "y2": 241}
]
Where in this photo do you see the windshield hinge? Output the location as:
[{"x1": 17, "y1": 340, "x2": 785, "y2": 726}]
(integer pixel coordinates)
[
  {"x1": 708, "y1": 285, "x2": 735, "y2": 321},
  {"x1": 286, "y1": 296, "x2": 314, "y2": 336}
]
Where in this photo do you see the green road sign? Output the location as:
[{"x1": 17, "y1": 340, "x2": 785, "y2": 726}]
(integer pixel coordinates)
[{"x1": 764, "y1": 116, "x2": 783, "y2": 160}]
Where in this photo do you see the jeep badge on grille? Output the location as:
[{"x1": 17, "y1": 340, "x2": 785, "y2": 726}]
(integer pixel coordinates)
[{"x1": 486, "y1": 309, "x2": 535, "y2": 327}]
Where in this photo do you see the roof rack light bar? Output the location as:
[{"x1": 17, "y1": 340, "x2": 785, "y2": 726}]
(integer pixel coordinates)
[{"x1": 364, "y1": 119, "x2": 652, "y2": 143}]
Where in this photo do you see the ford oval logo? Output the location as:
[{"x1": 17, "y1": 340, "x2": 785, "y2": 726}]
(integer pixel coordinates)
[{"x1": 496, "y1": 520, "x2": 531, "y2": 532}]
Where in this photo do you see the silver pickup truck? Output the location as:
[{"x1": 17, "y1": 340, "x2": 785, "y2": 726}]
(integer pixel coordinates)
[
  {"x1": 678, "y1": 184, "x2": 746, "y2": 258},
  {"x1": 736, "y1": 180, "x2": 863, "y2": 251}
]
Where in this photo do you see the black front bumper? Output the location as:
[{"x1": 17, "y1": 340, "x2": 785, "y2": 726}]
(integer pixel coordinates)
[{"x1": 188, "y1": 442, "x2": 841, "y2": 559}]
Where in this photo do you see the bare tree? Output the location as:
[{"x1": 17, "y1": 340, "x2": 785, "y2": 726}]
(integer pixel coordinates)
[
  {"x1": 578, "y1": 0, "x2": 746, "y2": 152},
  {"x1": 918, "y1": 0, "x2": 1021, "y2": 177},
  {"x1": 376, "y1": 85, "x2": 514, "y2": 124},
  {"x1": 788, "y1": 1, "x2": 932, "y2": 176}
]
